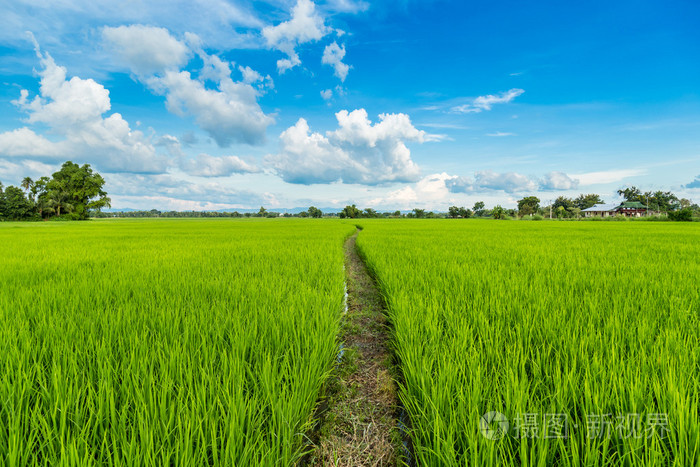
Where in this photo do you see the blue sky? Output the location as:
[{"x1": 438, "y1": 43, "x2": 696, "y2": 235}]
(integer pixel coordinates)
[{"x1": 1, "y1": 0, "x2": 699, "y2": 210}]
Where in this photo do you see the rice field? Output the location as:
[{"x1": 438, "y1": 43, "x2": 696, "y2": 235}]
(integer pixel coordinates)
[
  {"x1": 0, "y1": 219, "x2": 355, "y2": 465},
  {"x1": 356, "y1": 220, "x2": 699, "y2": 466},
  {"x1": 1, "y1": 218, "x2": 698, "y2": 466}
]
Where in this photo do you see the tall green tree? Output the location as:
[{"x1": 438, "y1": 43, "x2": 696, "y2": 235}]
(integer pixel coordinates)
[
  {"x1": 448, "y1": 206, "x2": 471, "y2": 218},
  {"x1": 492, "y1": 205, "x2": 506, "y2": 219},
  {"x1": 517, "y1": 196, "x2": 540, "y2": 216},
  {"x1": 21, "y1": 177, "x2": 35, "y2": 202},
  {"x1": 617, "y1": 186, "x2": 643, "y2": 202},
  {"x1": 553, "y1": 196, "x2": 575, "y2": 211},
  {"x1": 3, "y1": 186, "x2": 33, "y2": 220},
  {"x1": 33, "y1": 176, "x2": 51, "y2": 218},
  {"x1": 46, "y1": 180, "x2": 73, "y2": 217},
  {"x1": 473, "y1": 201, "x2": 486, "y2": 217},
  {"x1": 307, "y1": 206, "x2": 323, "y2": 218},
  {"x1": 618, "y1": 186, "x2": 680, "y2": 212},
  {"x1": 339, "y1": 204, "x2": 361, "y2": 219},
  {"x1": 363, "y1": 208, "x2": 379, "y2": 218},
  {"x1": 574, "y1": 193, "x2": 604, "y2": 210},
  {"x1": 646, "y1": 190, "x2": 680, "y2": 212},
  {"x1": 46, "y1": 162, "x2": 110, "y2": 219}
]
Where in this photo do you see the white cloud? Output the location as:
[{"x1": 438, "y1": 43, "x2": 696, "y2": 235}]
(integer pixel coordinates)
[
  {"x1": 0, "y1": 128, "x2": 64, "y2": 157},
  {"x1": 540, "y1": 171, "x2": 579, "y2": 190},
  {"x1": 268, "y1": 109, "x2": 428, "y2": 185},
  {"x1": 474, "y1": 170, "x2": 537, "y2": 192},
  {"x1": 103, "y1": 26, "x2": 274, "y2": 146},
  {"x1": 486, "y1": 132, "x2": 515, "y2": 137},
  {"x1": 324, "y1": 0, "x2": 369, "y2": 13},
  {"x1": 447, "y1": 171, "x2": 537, "y2": 194},
  {"x1": 571, "y1": 169, "x2": 646, "y2": 186},
  {"x1": 262, "y1": 0, "x2": 331, "y2": 73},
  {"x1": 105, "y1": 173, "x2": 270, "y2": 208},
  {"x1": 183, "y1": 153, "x2": 261, "y2": 177},
  {"x1": 0, "y1": 158, "x2": 60, "y2": 186},
  {"x1": 102, "y1": 25, "x2": 191, "y2": 76},
  {"x1": 320, "y1": 89, "x2": 333, "y2": 100},
  {"x1": 381, "y1": 172, "x2": 457, "y2": 207},
  {"x1": 0, "y1": 43, "x2": 167, "y2": 173},
  {"x1": 452, "y1": 88, "x2": 525, "y2": 113},
  {"x1": 444, "y1": 170, "x2": 587, "y2": 194},
  {"x1": 151, "y1": 69, "x2": 273, "y2": 146},
  {"x1": 322, "y1": 42, "x2": 350, "y2": 81},
  {"x1": 0, "y1": 1, "x2": 263, "y2": 56}
]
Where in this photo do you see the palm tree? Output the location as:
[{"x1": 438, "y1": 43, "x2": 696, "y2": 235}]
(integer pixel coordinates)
[
  {"x1": 47, "y1": 181, "x2": 73, "y2": 217},
  {"x1": 21, "y1": 177, "x2": 34, "y2": 202},
  {"x1": 47, "y1": 196, "x2": 72, "y2": 217},
  {"x1": 20, "y1": 177, "x2": 33, "y2": 192}
]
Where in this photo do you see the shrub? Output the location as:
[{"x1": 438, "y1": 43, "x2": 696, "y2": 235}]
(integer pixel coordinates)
[{"x1": 668, "y1": 208, "x2": 693, "y2": 222}]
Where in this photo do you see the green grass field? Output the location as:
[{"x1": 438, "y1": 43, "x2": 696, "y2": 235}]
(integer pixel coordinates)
[
  {"x1": 1, "y1": 219, "x2": 698, "y2": 466},
  {"x1": 356, "y1": 220, "x2": 699, "y2": 466},
  {"x1": 0, "y1": 219, "x2": 355, "y2": 465}
]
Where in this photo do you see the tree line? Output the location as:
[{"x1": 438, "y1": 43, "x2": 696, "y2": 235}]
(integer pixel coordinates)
[
  {"x1": 0, "y1": 162, "x2": 110, "y2": 221},
  {"x1": 445, "y1": 189, "x2": 698, "y2": 221}
]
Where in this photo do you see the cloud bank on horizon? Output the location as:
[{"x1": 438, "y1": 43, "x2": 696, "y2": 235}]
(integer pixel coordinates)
[{"x1": 0, "y1": 0, "x2": 699, "y2": 211}]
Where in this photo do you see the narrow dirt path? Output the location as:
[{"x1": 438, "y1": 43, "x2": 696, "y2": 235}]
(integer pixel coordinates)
[{"x1": 307, "y1": 230, "x2": 401, "y2": 466}]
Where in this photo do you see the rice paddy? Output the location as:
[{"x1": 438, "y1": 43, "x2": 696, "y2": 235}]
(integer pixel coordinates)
[
  {"x1": 356, "y1": 220, "x2": 700, "y2": 466},
  {"x1": 0, "y1": 219, "x2": 354, "y2": 465},
  {"x1": 1, "y1": 218, "x2": 698, "y2": 466}
]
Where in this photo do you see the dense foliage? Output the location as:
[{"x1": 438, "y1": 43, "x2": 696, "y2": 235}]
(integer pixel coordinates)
[
  {"x1": 357, "y1": 220, "x2": 700, "y2": 466},
  {"x1": 0, "y1": 161, "x2": 110, "y2": 221}
]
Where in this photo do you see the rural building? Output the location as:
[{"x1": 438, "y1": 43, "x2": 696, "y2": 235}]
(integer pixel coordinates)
[
  {"x1": 582, "y1": 202, "x2": 648, "y2": 217},
  {"x1": 616, "y1": 201, "x2": 648, "y2": 216}
]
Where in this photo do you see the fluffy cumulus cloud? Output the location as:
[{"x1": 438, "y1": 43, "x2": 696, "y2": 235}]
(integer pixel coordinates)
[
  {"x1": 452, "y1": 88, "x2": 525, "y2": 113},
  {"x1": 102, "y1": 25, "x2": 191, "y2": 76},
  {"x1": 540, "y1": 171, "x2": 579, "y2": 190},
  {"x1": 152, "y1": 70, "x2": 273, "y2": 146},
  {"x1": 0, "y1": 41, "x2": 166, "y2": 173},
  {"x1": 374, "y1": 172, "x2": 458, "y2": 208},
  {"x1": 0, "y1": 128, "x2": 63, "y2": 157},
  {"x1": 182, "y1": 153, "x2": 260, "y2": 177},
  {"x1": 322, "y1": 42, "x2": 349, "y2": 81},
  {"x1": 102, "y1": 25, "x2": 274, "y2": 147},
  {"x1": 262, "y1": 0, "x2": 331, "y2": 73},
  {"x1": 268, "y1": 109, "x2": 429, "y2": 185}
]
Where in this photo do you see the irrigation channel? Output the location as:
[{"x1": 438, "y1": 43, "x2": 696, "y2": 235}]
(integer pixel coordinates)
[{"x1": 305, "y1": 230, "x2": 407, "y2": 466}]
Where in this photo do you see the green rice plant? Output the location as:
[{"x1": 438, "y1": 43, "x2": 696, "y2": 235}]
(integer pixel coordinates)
[
  {"x1": 356, "y1": 220, "x2": 700, "y2": 466},
  {"x1": 0, "y1": 219, "x2": 355, "y2": 466}
]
